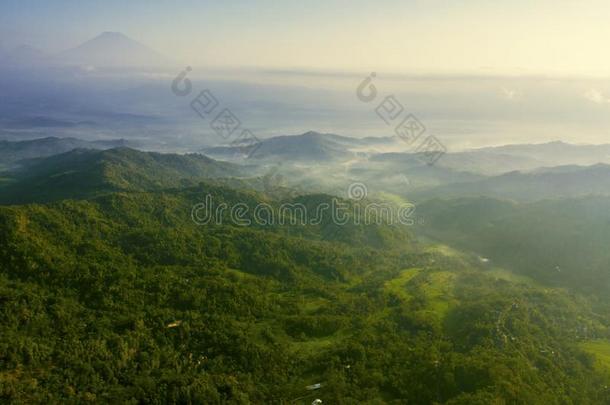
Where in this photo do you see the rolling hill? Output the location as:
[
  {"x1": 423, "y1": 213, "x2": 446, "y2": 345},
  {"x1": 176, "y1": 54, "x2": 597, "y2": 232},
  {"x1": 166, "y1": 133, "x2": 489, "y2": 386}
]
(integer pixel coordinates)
[
  {"x1": 0, "y1": 137, "x2": 129, "y2": 170},
  {"x1": 0, "y1": 147, "x2": 243, "y2": 204}
]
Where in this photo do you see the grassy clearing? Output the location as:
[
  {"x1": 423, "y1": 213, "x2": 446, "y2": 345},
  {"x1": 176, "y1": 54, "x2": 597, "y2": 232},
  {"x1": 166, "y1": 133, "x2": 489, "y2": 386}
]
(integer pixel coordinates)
[
  {"x1": 384, "y1": 268, "x2": 421, "y2": 300},
  {"x1": 376, "y1": 192, "x2": 413, "y2": 206},
  {"x1": 580, "y1": 340, "x2": 610, "y2": 372},
  {"x1": 288, "y1": 333, "x2": 345, "y2": 355},
  {"x1": 384, "y1": 267, "x2": 458, "y2": 321},
  {"x1": 423, "y1": 244, "x2": 465, "y2": 259},
  {"x1": 224, "y1": 267, "x2": 263, "y2": 280},
  {"x1": 418, "y1": 271, "x2": 457, "y2": 319},
  {"x1": 301, "y1": 297, "x2": 330, "y2": 314}
]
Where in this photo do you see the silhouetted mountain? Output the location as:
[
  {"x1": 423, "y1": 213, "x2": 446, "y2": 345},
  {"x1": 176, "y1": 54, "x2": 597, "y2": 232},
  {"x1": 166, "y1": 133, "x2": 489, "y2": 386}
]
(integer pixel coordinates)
[
  {"x1": 468, "y1": 141, "x2": 610, "y2": 168},
  {"x1": 376, "y1": 141, "x2": 610, "y2": 176},
  {"x1": 204, "y1": 131, "x2": 399, "y2": 161},
  {"x1": 55, "y1": 32, "x2": 171, "y2": 68},
  {"x1": 433, "y1": 151, "x2": 546, "y2": 175}
]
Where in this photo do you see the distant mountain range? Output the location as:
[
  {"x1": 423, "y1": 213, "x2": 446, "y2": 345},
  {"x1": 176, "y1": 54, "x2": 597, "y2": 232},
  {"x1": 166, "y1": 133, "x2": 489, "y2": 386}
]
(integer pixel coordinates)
[
  {"x1": 373, "y1": 141, "x2": 610, "y2": 175},
  {"x1": 206, "y1": 133, "x2": 610, "y2": 171},
  {"x1": 1, "y1": 32, "x2": 172, "y2": 68},
  {"x1": 4, "y1": 134, "x2": 610, "y2": 203},
  {"x1": 413, "y1": 163, "x2": 610, "y2": 202},
  {"x1": 474, "y1": 141, "x2": 610, "y2": 162},
  {"x1": 204, "y1": 133, "x2": 610, "y2": 196},
  {"x1": 4, "y1": 117, "x2": 96, "y2": 129}
]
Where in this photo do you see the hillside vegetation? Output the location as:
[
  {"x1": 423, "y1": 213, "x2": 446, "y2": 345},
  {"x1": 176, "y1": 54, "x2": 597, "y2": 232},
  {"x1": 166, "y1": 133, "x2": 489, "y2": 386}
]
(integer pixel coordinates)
[{"x1": 1, "y1": 148, "x2": 610, "y2": 403}]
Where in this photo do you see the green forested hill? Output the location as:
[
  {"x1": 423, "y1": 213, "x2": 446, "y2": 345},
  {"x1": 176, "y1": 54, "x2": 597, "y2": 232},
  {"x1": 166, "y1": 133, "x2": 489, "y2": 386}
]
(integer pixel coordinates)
[
  {"x1": 1, "y1": 181, "x2": 610, "y2": 403},
  {"x1": 0, "y1": 137, "x2": 130, "y2": 171},
  {"x1": 0, "y1": 147, "x2": 243, "y2": 204}
]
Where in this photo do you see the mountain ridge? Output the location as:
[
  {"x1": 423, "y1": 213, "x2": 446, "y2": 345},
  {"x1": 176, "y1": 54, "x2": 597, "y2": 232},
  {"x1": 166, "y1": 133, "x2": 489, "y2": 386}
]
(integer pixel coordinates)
[
  {"x1": 0, "y1": 147, "x2": 243, "y2": 204},
  {"x1": 0, "y1": 136, "x2": 131, "y2": 170}
]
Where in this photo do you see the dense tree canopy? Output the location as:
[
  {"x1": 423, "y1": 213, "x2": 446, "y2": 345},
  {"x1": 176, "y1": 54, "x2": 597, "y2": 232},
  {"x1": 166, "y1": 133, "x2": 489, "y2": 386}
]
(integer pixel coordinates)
[{"x1": 1, "y1": 182, "x2": 610, "y2": 403}]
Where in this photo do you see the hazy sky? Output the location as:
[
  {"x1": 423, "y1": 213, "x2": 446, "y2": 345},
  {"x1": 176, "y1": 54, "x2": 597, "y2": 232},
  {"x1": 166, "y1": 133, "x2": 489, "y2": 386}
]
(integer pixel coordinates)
[
  {"x1": 3, "y1": 1, "x2": 610, "y2": 148},
  {"x1": 2, "y1": 0, "x2": 610, "y2": 76}
]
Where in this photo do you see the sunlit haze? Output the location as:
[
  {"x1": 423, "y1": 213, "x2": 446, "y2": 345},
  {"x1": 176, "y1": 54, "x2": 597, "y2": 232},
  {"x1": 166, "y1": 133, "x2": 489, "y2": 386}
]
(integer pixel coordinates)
[{"x1": 1, "y1": 0, "x2": 609, "y2": 76}]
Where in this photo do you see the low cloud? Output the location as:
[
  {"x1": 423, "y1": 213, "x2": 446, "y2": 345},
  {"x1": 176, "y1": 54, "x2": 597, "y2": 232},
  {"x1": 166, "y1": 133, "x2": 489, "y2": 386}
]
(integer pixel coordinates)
[
  {"x1": 584, "y1": 89, "x2": 610, "y2": 104},
  {"x1": 501, "y1": 87, "x2": 520, "y2": 100}
]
